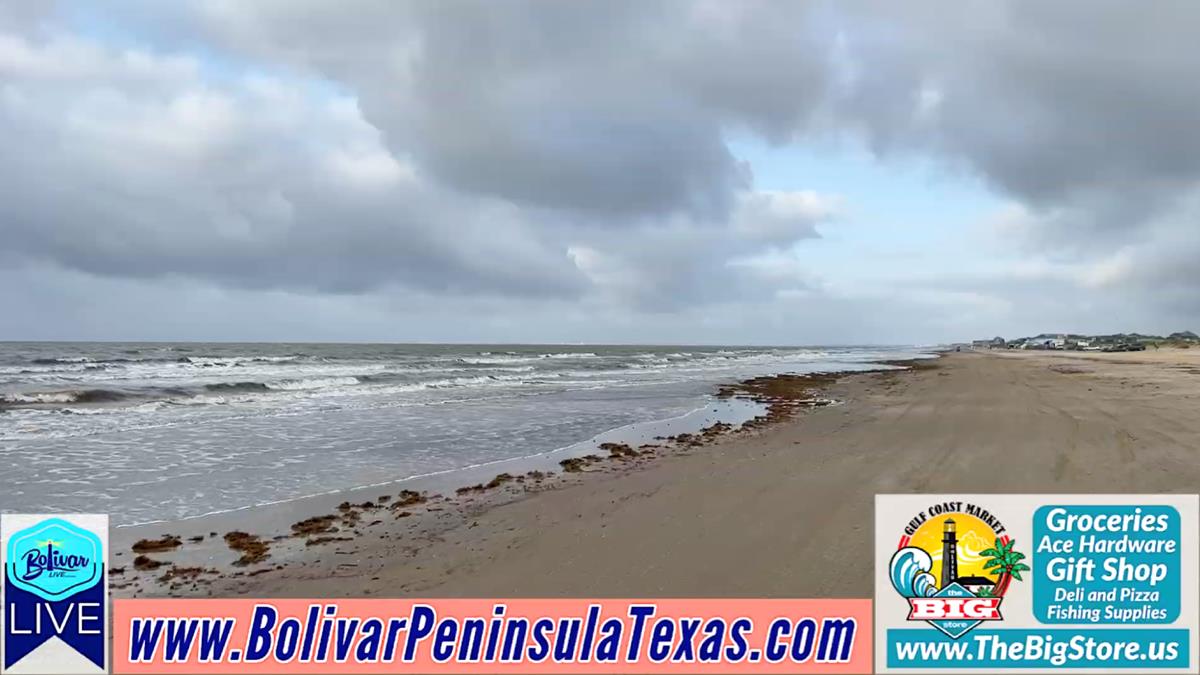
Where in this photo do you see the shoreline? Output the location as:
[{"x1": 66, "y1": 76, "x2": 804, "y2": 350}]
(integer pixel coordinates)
[
  {"x1": 109, "y1": 359, "x2": 926, "y2": 597},
  {"x1": 107, "y1": 346, "x2": 1200, "y2": 599},
  {"x1": 111, "y1": 395, "x2": 772, "y2": 531}
]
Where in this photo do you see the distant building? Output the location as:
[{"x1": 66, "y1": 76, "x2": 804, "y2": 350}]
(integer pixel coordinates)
[
  {"x1": 971, "y1": 337, "x2": 1007, "y2": 349},
  {"x1": 955, "y1": 575, "x2": 997, "y2": 595},
  {"x1": 993, "y1": 330, "x2": 1197, "y2": 350}
]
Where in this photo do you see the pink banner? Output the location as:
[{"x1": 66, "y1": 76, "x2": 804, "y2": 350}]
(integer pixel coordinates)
[{"x1": 113, "y1": 598, "x2": 871, "y2": 674}]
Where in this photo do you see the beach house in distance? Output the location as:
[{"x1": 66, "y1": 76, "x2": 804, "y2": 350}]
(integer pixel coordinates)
[{"x1": 971, "y1": 331, "x2": 1200, "y2": 352}]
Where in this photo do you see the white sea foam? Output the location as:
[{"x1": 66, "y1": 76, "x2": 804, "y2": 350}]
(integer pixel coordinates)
[
  {"x1": 3, "y1": 391, "x2": 84, "y2": 404},
  {"x1": 0, "y1": 343, "x2": 935, "y2": 525},
  {"x1": 267, "y1": 376, "x2": 362, "y2": 391}
]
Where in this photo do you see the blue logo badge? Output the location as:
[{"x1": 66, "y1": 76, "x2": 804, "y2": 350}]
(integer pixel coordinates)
[
  {"x1": 4, "y1": 515, "x2": 107, "y2": 672},
  {"x1": 6, "y1": 518, "x2": 102, "y2": 602}
]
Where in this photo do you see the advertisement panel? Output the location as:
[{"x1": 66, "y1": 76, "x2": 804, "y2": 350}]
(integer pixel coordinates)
[{"x1": 875, "y1": 495, "x2": 1199, "y2": 673}]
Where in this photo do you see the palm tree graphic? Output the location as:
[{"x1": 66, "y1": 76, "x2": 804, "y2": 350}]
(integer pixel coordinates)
[{"x1": 978, "y1": 537, "x2": 1029, "y2": 598}]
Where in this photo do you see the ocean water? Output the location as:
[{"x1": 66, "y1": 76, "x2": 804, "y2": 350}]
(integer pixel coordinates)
[{"x1": 0, "y1": 343, "x2": 930, "y2": 525}]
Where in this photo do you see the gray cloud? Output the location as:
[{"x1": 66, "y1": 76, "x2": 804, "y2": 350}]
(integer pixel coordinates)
[
  {"x1": 150, "y1": 1, "x2": 833, "y2": 220},
  {"x1": 172, "y1": 1, "x2": 1200, "y2": 238},
  {"x1": 0, "y1": 36, "x2": 585, "y2": 298},
  {"x1": 0, "y1": 3, "x2": 840, "y2": 318},
  {"x1": 831, "y1": 1, "x2": 1200, "y2": 238},
  {"x1": 4, "y1": 1, "x2": 1200, "y2": 341}
]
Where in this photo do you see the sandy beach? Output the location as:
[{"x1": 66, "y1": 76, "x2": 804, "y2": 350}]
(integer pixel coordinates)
[{"x1": 113, "y1": 348, "x2": 1200, "y2": 599}]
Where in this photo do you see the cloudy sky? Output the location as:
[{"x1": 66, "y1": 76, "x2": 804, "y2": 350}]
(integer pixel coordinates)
[{"x1": 3, "y1": 1, "x2": 1198, "y2": 345}]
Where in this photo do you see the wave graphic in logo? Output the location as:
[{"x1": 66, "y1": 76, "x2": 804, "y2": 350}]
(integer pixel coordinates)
[{"x1": 889, "y1": 546, "x2": 938, "y2": 598}]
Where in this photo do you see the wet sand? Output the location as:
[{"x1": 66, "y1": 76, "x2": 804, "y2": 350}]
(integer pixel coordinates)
[
  {"x1": 114, "y1": 349, "x2": 1200, "y2": 598},
  {"x1": 109, "y1": 370, "x2": 848, "y2": 596}
]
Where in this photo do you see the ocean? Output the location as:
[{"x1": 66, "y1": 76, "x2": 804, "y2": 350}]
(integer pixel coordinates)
[{"x1": 0, "y1": 342, "x2": 931, "y2": 525}]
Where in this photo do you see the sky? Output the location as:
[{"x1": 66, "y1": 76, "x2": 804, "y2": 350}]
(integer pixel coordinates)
[{"x1": 3, "y1": 1, "x2": 1200, "y2": 345}]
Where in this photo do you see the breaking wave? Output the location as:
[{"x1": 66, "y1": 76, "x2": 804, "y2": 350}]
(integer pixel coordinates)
[
  {"x1": 890, "y1": 546, "x2": 939, "y2": 598},
  {"x1": 203, "y1": 382, "x2": 272, "y2": 393},
  {"x1": 1, "y1": 388, "x2": 132, "y2": 405},
  {"x1": 266, "y1": 376, "x2": 362, "y2": 391}
]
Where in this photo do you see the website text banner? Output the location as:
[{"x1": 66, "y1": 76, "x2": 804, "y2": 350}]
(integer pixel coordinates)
[
  {"x1": 875, "y1": 494, "x2": 1199, "y2": 674},
  {"x1": 113, "y1": 598, "x2": 871, "y2": 674}
]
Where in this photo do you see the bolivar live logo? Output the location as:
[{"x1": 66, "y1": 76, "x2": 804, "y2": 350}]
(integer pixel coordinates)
[
  {"x1": 2, "y1": 514, "x2": 108, "y2": 674},
  {"x1": 889, "y1": 502, "x2": 1026, "y2": 640}
]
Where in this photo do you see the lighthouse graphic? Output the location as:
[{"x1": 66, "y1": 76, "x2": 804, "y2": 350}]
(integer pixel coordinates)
[
  {"x1": 889, "y1": 509, "x2": 1024, "y2": 640},
  {"x1": 940, "y1": 518, "x2": 958, "y2": 588}
]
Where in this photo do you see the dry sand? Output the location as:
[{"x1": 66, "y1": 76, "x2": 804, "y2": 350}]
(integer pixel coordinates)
[{"x1": 118, "y1": 349, "x2": 1200, "y2": 599}]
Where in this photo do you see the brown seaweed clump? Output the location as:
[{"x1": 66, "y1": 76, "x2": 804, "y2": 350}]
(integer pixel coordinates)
[
  {"x1": 456, "y1": 472, "x2": 518, "y2": 495},
  {"x1": 718, "y1": 373, "x2": 838, "y2": 400},
  {"x1": 131, "y1": 535, "x2": 182, "y2": 553},
  {"x1": 157, "y1": 566, "x2": 217, "y2": 584},
  {"x1": 223, "y1": 531, "x2": 270, "y2": 566},
  {"x1": 701, "y1": 422, "x2": 733, "y2": 437},
  {"x1": 132, "y1": 555, "x2": 166, "y2": 571},
  {"x1": 390, "y1": 490, "x2": 427, "y2": 509},
  {"x1": 668, "y1": 433, "x2": 704, "y2": 447},
  {"x1": 599, "y1": 442, "x2": 639, "y2": 458},
  {"x1": 559, "y1": 454, "x2": 604, "y2": 472},
  {"x1": 486, "y1": 472, "x2": 515, "y2": 488},
  {"x1": 715, "y1": 373, "x2": 845, "y2": 428},
  {"x1": 291, "y1": 515, "x2": 339, "y2": 536}
]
